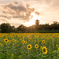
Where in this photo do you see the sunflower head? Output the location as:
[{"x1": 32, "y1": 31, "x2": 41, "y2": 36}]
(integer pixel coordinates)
[
  {"x1": 42, "y1": 40, "x2": 45, "y2": 43},
  {"x1": 29, "y1": 38, "x2": 31, "y2": 41},
  {"x1": 58, "y1": 48, "x2": 59, "y2": 50},
  {"x1": 42, "y1": 46, "x2": 47, "y2": 54},
  {"x1": 0, "y1": 43, "x2": 2, "y2": 46},
  {"x1": 12, "y1": 39, "x2": 14, "y2": 42},
  {"x1": 35, "y1": 44, "x2": 39, "y2": 48},
  {"x1": 4, "y1": 38, "x2": 9, "y2": 43},
  {"x1": 24, "y1": 41, "x2": 27, "y2": 44},
  {"x1": 52, "y1": 38, "x2": 54, "y2": 40},
  {"x1": 56, "y1": 44, "x2": 58, "y2": 47},
  {"x1": 8, "y1": 40, "x2": 10, "y2": 43},
  {"x1": 37, "y1": 40, "x2": 39, "y2": 42},
  {"x1": 22, "y1": 40, "x2": 25, "y2": 44},
  {"x1": 40, "y1": 46, "x2": 42, "y2": 49},
  {"x1": 27, "y1": 44, "x2": 32, "y2": 50},
  {"x1": 35, "y1": 40, "x2": 36, "y2": 42}
]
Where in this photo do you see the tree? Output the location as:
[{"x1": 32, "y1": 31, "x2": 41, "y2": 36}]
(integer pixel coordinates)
[
  {"x1": 1, "y1": 23, "x2": 11, "y2": 33},
  {"x1": 17, "y1": 24, "x2": 26, "y2": 32},
  {"x1": 10, "y1": 26, "x2": 15, "y2": 32},
  {"x1": 0, "y1": 25, "x2": 1, "y2": 32},
  {"x1": 50, "y1": 21, "x2": 58, "y2": 30}
]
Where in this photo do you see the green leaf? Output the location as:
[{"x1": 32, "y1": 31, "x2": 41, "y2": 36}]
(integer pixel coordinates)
[{"x1": 18, "y1": 55, "x2": 22, "y2": 59}]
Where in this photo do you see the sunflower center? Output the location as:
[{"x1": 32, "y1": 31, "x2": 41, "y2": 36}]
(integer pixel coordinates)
[
  {"x1": 28, "y1": 46, "x2": 30, "y2": 48},
  {"x1": 5, "y1": 40, "x2": 7, "y2": 41},
  {"x1": 43, "y1": 48, "x2": 46, "y2": 52},
  {"x1": 36, "y1": 45, "x2": 38, "y2": 47}
]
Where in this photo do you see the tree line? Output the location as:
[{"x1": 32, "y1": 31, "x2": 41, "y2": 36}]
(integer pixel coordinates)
[{"x1": 0, "y1": 21, "x2": 59, "y2": 33}]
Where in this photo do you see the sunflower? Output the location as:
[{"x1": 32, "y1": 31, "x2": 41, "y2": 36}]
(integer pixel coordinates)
[
  {"x1": 35, "y1": 44, "x2": 39, "y2": 48},
  {"x1": 24, "y1": 41, "x2": 27, "y2": 44},
  {"x1": 52, "y1": 38, "x2": 54, "y2": 40},
  {"x1": 12, "y1": 54, "x2": 14, "y2": 56},
  {"x1": 4, "y1": 38, "x2": 9, "y2": 43},
  {"x1": 42, "y1": 40, "x2": 45, "y2": 43},
  {"x1": 42, "y1": 46, "x2": 47, "y2": 54},
  {"x1": 0, "y1": 43, "x2": 2, "y2": 46},
  {"x1": 22, "y1": 40, "x2": 25, "y2": 44},
  {"x1": 58, "y1": 48, "x2": 59, "y2": 50},
  {"x1": 40, "y1": 46, "x2": 42, "y2": 49},
  {"x1": 35, "y1": 40, "x2": 36, "y2": 42},
  {"x1": 56, "y1": 44, "x2": 58, "y2": 47},
  {"x1": 27, "y1": 44, "x2": 32, "y2": 50},
  {"x1": 14, "y1": 40, "x2": 16, "y2": 44},
  {"x1": 37, "y1": 40, "x2": 39, "y2": 42},
  {"x1": 12, "y1": 39, "x2": 14, "y2": 42},
  {"x1": 8, "y1": 40, "x2": 10, "y2": 43},
  {"x1": 29, "y1": 38, "x2": 31, "y2": 41},
  {"x1": 42, "y1": 36, "x2": 45, "y2": 38}
]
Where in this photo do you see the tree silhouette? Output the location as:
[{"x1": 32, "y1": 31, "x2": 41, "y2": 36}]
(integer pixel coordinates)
[
  {"x1": 1, "y1": 23, "x2": 11, "y2": 33},
  {"x1": 0, "y1": 21, "x2": 59, "y2": 33}
]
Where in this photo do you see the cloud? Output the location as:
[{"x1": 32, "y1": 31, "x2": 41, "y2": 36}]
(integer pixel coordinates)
[
  {"x1": 0, "y1": 0, "x2": 59, "y2": 27},
  {"x1": 35, "y1": 11, "x2": 40, "y2": 15},
  {"x1": 26, "y1": 4, "x2": 30, "y2": 8},
  {"x1": 14, "y1": 2, "x2": 19, "y2": 4},
  {"x1": 4, "y1": 3, "x2": 26, "y2": 12},
  {"x1": 0, "y1": 15, "x2": 11, "y2": 19},
  {"x1": 51, "y1": 0, "x2": 59, "y2": 8},
  {"x1": 0, "y1": 19, "x2": 8, "y2": 22},
  {"x1": 1, "y1": 3, "x2": 35, "y2": 21}
]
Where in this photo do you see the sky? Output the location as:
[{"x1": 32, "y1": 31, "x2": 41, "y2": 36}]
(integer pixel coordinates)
[{"x1": 0, "y1": 0, "x2": 59, "y2": 27}]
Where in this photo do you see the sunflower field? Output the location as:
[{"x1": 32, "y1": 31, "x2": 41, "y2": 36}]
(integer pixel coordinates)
[{"x1": 0, "y1": 33, "x2": 59, "y2": 59}]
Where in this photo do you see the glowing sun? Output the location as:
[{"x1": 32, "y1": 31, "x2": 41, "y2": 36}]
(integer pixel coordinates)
[{"x1": 23, "y1": 13, "x2": 39, "y2": 27}]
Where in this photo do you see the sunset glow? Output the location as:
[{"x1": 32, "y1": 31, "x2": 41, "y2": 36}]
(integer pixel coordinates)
[
  {"x1": 0, "y1": 0, "x2": 59, "y2": 27},
  {"x1": 23, "y1": 13, "x2": 39, "y2": 27}
]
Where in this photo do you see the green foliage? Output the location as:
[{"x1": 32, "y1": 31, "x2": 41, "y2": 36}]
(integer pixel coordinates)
[
  {"x1": 0, "y1": 21, "x2": 59, "y2": 33},
  {"x1": 0, "y1": 33, "x2": 59, "y2": 59},
  {"x1": 0, "y1": 23, "x2": 11, "y2": 33}
]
